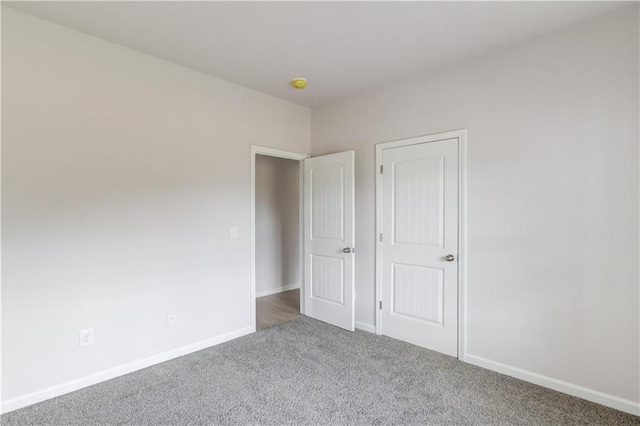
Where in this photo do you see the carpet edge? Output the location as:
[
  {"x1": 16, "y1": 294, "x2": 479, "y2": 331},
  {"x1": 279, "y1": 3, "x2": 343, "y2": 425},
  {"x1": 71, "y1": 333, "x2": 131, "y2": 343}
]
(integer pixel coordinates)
[
  {"x1": 465, "y1": 353, "x2": 640, "y2": 416},
  {"x1": 1, "y1": 326, "x2": 254, "y2": 414}
]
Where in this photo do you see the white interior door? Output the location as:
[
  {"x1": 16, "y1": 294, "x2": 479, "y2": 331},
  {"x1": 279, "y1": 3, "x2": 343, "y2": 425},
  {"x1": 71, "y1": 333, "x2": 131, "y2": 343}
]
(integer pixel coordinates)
[
  {"x1": 304, "y1": 151, "x2": 355, "y2": 331},
  {"x1": 380, "y1": 138, "x2": 459, "y2": 356}
]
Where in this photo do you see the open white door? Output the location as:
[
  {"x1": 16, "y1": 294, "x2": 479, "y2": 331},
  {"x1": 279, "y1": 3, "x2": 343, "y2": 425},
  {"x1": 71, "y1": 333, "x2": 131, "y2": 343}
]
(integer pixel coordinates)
[{"x1": 303, "y1": 151, "x2": 355, "y2": 331}]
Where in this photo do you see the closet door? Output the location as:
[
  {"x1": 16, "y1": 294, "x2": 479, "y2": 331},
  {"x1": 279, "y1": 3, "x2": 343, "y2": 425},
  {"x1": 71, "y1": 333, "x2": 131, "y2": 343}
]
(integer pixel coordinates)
[{"x1": 380, "y1": 139, "x2": 459, "y2": 356}]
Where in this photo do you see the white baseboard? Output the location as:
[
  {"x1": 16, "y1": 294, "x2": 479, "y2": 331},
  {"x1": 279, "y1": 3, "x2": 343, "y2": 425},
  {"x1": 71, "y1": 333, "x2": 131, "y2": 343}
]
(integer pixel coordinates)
[
  {"x1": 464, "y1": 354, "x2": 640, "y2": 416},
  {"x1": 355, "y1": 321, "x2": 376, "y2": 334},
  {"x1": 255, "y1": 283, "x2": 300, "y2": 298},
  {"x1": 1, "y1": 326, "x2": 254, "y2": 414}
]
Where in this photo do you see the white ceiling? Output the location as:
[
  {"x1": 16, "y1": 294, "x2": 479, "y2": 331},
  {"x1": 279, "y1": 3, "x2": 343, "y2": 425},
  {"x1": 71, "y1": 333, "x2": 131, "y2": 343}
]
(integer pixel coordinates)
[{"x1": 6, "y1": 1, "x2": 627, "y2": 108}]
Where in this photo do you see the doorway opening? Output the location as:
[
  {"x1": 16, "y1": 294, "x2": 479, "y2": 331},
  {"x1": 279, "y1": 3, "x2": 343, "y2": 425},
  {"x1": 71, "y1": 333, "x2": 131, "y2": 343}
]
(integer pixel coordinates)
[
  {"x1": 250, "y1": 146, "x2": 357, "y2": 333},
  {"x1": 250, "y1": 147, "x2": 309, "y2": 331}
]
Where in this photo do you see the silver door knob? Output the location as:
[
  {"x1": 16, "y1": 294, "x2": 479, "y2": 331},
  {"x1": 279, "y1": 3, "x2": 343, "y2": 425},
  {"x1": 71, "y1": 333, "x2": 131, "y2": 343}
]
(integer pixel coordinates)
[
  {"x1": 445, "y1": 254, "x2": 456, "y2": 262},
  {"x1": 343, "y1": 247, "x2": 352, "y2": 253}
]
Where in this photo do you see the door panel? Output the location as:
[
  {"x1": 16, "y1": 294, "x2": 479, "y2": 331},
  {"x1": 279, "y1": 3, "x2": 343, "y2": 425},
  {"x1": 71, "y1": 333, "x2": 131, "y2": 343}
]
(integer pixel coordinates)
[
  {"x1": 311, "y1": 166, "x2": 344, "y2": 240},
  {"x1": 393, "y1": 263, "x2": 443, "y2": 325},
  {"x1": 311, "y1": 255, "x2": 344, "y2": 304},
  {"x1": 304, "y1": 151, "x2": 355, "y2": 331},
  {"x1": 393, "y1": 158, "x2": 444, "y2": 246},
  {"x1": 381, "y1": 139, "x2": 458, "y2": 356}
]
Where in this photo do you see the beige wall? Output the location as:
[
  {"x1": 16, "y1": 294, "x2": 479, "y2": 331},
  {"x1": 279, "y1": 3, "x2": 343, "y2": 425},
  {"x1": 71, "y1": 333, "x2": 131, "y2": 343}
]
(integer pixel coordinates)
[
  {"x1": 1, "y1": 7, "x2": 310, "y2": 405},
  {"x1": 255, "y1": 155, "x2": 300, "y2": 296},
  {"x1": 312, "y1": 6, "x2": 639, "y2": 405}
]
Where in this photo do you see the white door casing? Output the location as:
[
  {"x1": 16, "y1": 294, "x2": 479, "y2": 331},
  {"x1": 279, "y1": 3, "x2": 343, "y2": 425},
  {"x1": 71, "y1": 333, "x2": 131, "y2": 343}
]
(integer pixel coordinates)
[
  {"x1": 304, "y1": 151, "x2": 355, "y2": 331},
  {"x1": 379, "y1": 137, "x2": 459, "y2": 356}
]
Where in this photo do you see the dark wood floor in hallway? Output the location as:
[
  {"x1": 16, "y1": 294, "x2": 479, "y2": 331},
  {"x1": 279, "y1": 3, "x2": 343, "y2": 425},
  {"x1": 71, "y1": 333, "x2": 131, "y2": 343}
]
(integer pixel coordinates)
[{"x1": 256, "y1": 289, "x2": 301, "y2": 330}]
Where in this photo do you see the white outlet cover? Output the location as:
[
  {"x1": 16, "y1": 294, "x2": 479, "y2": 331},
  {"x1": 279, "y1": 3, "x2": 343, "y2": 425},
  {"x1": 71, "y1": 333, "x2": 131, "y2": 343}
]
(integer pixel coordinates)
[
  {"x1": 79, "y1": 329, "x2": 94, "y2": 347},
  {"x1": 230, "y1": 226, "x2": 238, "y2": 239},
  {"x1": 168, "y1": 311, "x2": 178, "y2": 326}
]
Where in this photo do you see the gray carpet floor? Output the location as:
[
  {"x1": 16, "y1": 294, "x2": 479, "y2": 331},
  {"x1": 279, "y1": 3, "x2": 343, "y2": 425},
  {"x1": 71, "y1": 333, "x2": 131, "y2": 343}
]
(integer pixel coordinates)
[{"x1": 2, "y1": 317, "x2": 639, "y2": 425}]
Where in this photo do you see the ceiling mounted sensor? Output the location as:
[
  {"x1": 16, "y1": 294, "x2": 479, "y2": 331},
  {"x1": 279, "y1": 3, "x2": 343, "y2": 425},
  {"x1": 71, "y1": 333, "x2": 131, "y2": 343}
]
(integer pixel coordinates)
[{"x1": 291, "y1": 78, "x2": 307, "y2": 90}]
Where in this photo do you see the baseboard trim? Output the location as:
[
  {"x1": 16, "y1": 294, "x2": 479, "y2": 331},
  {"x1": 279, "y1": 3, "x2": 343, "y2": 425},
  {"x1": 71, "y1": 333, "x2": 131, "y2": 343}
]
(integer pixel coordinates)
[
  {"x1": 1, "y1": 326, "x2": 254, "y2": 414},
  {"x1": 355, "y1": 321, "x2": 376, "y2": 334},
  {"x1": 464, "y1": 354, "x2": 640, "y2": 416},
  {"x1": 255, "y1": 283, "x2": 300, "y2": 298}
]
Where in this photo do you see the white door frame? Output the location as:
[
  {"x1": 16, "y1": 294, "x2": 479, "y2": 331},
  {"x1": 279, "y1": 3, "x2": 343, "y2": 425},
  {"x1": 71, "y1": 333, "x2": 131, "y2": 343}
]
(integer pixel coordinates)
[
  {"x1": 375, "y1": 129, "x2": 467, "y2": 360},
  {"x1": 250, "y1": 145, "x2": 310, "y2": 332}
]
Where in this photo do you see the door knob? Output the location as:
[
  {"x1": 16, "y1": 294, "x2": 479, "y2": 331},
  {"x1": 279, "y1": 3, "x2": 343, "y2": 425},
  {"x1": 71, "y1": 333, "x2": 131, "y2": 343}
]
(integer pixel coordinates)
[
  {"x1": 445, "y1": 254, "x2": 456, "y2": 262},
  {"x1": 343, "y1": 247, "x2": 354, "y2": 253}
]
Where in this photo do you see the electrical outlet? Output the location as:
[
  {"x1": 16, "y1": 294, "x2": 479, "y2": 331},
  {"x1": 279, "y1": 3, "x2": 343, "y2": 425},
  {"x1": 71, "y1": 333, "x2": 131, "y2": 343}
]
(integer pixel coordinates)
[
  {"x1": 168, "y1": 311, "x2": 178, "y2": 326},
  {"x1": 230, "y1": 226, "x2": 238, "y2": 239},
  {"x1": 79, "y1": 329, "x2": 94, "y2": 347}
]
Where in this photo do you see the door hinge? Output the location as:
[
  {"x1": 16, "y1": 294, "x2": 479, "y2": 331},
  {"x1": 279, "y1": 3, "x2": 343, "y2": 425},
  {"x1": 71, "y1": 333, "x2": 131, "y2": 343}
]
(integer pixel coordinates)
[
  {"x1": 380, "y1": 165, "x2": 384, "y2": 174},
  {"x1": 379, "y1": 233, "x2": 383, "y2": 242},
  {"x1": 379, "y1": 301, "x2": 383, "y2": 310}
]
